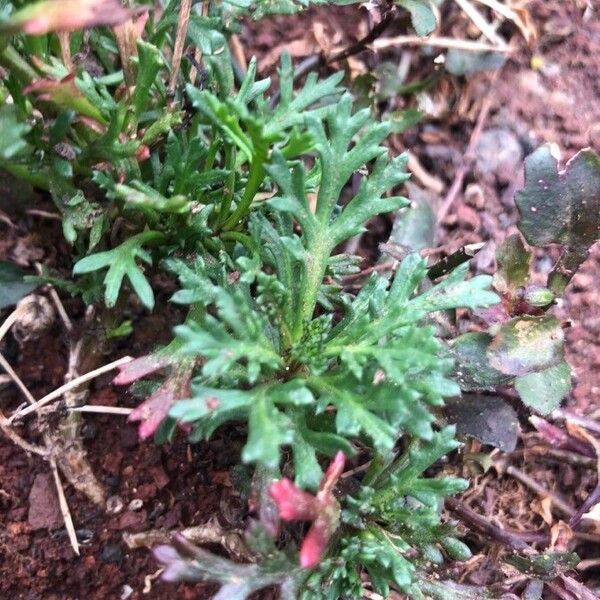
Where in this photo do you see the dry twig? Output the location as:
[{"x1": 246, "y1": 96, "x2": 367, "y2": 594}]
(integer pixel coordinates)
[
  {"x1": 445, "y1": 497, "x2": 531, "y2": 551},
  {"x1": 10, "y1": 355, "x2": 132, "y2": 420},
  {"x1": 372, "y1": 35, "x2": 513, "y2": 53},
  {"x1": 123, "y1": 517, "x2": 250, "y2": 561},
  {"x1": 50, "y1": 458, "x2": 80, "y2": 556},
  {"x1": 495, "y1": 459, "x2": 576, "y2": 519},
  {"x1": 168, "y1": 0, "x2": 193, "y2": 94}
]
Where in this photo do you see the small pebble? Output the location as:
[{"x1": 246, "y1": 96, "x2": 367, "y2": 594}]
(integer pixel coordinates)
[
  {"x1": 106, "y1": 495, "x2": 124, "y2": 515},
  {"x1": 120, "y1": 585, "x2": 134, "y2": 600},
  {"x1": 101, "y1": 544, "x2": 122, "y2": 563},
  {"x1": 127, "y1": 499, "x2": 143, "y2": 512},
  {"x1": 76, "y1": 528, "x2": 94, "y2": 545}
]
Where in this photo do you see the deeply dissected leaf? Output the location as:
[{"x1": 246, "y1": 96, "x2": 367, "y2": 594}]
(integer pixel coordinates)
[
  {"x1": 243, "y1": 394, "x2": 294, "y2": 468},
  {"x1": 515, "y1": 145, "x2": 600, "y2": 291},
  {"x1": 0, "y1": 261, "x2": 37, "y2": 309},
  {"x1": 515, "y1": 360, "x2": 571, "y2": 415},
  {"x1": 73, "y1": 231, "x2": 163, "y2": 309},
  {"x1": 154, "y1": 533, "x2": 301, "y2": 599},
  {"x1": 487, "y1": 315, "x2": 565, "y2": 376},
  {"x1": 444, "y1": 394, "x2": 520, "y2": 452},
  {"x1": 171, "y1": 381, "x2": 315, "y2": 471},
  {"x1": 305, "y1": 428, "x2": 467, "y2": 599},
  {"x1": 175, "y1": 287, "x2": 282, "y2": 384}
]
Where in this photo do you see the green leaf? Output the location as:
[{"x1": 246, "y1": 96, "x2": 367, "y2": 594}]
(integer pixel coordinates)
[
  {"x1": 330, "y1": 152, "x2": 410, "y2": 245},
  {"x1": 515, "y1": 145, "x2": 600, "y2": 292},
  {"x1": 243, "y1": 393, "x2": 293, "y2": 468},
  {"x1": 175, "y1": 286, "x2": 282, "y2": 384},
  {"x1": 411, "y1": 263, "x2": 499, "y2": 313},
  {"x1": 73, "y1": 230, "x2": 162, "y2": 309},
  {"x1": 493, "y1": 234, "x2": 531, "y2": 293},
  {"x1": 487, "y1": 315, "x2": 565, "y2": 376},
  {"x1": 314, "y1": 376, "x2": 398, "y2": 453},
  {"x1": 388, "y1": 108, "x2": 425, "y2": 133},
  {"x1": 0, "y1": 104, "x2": 30, "y2": 159},
  {"x1": 381, "y1": 426, "x2": 460, "y2": 491},
  {"x1": 389, "y1": 182, "x2": 435, "y2": 252},
  {"x1": 187, "y1": 17, "x2": 234, "y2": 98},
  {"x1": 133, "y1": 40, "x2": 163, "y2": 119},
  {"x1": 515, "y1": 360, "x2": 571, "y2": 415},
  {"x1": 170, "y1": 386, "x2": 253, "y2": 431},
  {"x1": 0, "y1": 261, "x2": 36, "y2": 308},
  {"x1": 448, "y1": 332, "x2": 511, "y2": 391},
  {"x1": 292, "y1": 430, "x2": 323, "y2": 490},
  {"x1": 267, "y1": 52, "x2": 345, "y2": 136},
  {"x1": 396, "y1": 0, "x2": 437, "y2": 36}
]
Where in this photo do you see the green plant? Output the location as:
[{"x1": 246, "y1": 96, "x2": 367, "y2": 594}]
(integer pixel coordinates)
[{"x1": 1, "y1": 1, "x2": 599, "y2": 599}]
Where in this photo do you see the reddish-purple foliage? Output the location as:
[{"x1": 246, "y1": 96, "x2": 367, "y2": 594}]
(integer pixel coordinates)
[
  {"x1": 269, "y1": 451, "x2": 346, "y2": 568},
  {"x1": 113, "y1": 354, "x2": 193, "y2": 440}
]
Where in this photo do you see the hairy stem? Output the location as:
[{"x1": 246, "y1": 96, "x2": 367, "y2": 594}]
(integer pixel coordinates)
[
  {"x1": 0, "y1": 43, "x2": 38, "y2": 84},
  {"x1": 292, "y1": 233, "x2": 331, "y2": 341}
]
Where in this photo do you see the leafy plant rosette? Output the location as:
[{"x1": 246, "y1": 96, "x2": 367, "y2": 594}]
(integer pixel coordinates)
[
  {"x1": 0, "y1": 0, "x2": 599, "y2": 599},
  {"x1": 447, "y1": 146, "x2": 600, "y2": 451}
]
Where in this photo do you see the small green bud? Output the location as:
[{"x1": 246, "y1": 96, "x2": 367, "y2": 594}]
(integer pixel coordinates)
[
  {"x1": 421, "y1": 543, "x2": 444, "y2": 565},
  {"x1": 442, "y1": 537, "x2": 472, "y2": 561},
  {"x1": 524, "y1": 285, "x2": 554, "y2": 307}
]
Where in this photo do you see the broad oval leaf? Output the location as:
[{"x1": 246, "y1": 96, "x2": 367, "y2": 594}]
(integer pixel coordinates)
[
  {"x1": 487, "y1": 315, "x2": 564, "y2": 376},
  {"x1": 396, "y1": 0, "x2": 437, "y2": 37},
  {"x1": 0, "y1": 261, "x2": 37, "y2": 309},
  {"x1": 515, "y1": 145, "x2": 600, "y2": 291},
  {"x1": 515, "y1": 360, "x2": 571, "y2": 415},
  {"x1": 448, "y1": 332, "x2": 512, "y2": 391}
]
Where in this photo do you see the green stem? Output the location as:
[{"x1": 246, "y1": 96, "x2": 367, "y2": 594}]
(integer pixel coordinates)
[
  {"x1": 221, "y1": 159, "x2": 265, "y2": 231},
  {"x1": 291, "y1": 233, "x2": 331, "y2": 341},
  {"x1": 216, "y1": 144, "x2": 236, "y2": 228},
  {"x1": 204, "y1": 128, "x2": 219, "y2": 171},
  {"x1": 220, "y1": 230, "x2": 257, "y2": 255},
  {"x1": 0, "y1": 162, "x2": 49, "y2": 190},
  {"x1": 0, "y1": 43, "x2": 38, "y2": 84}
]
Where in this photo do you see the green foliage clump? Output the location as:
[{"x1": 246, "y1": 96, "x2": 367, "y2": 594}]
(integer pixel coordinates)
[{"x1": 0, "y1": 1, "x2": 597, "y2": 599}]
